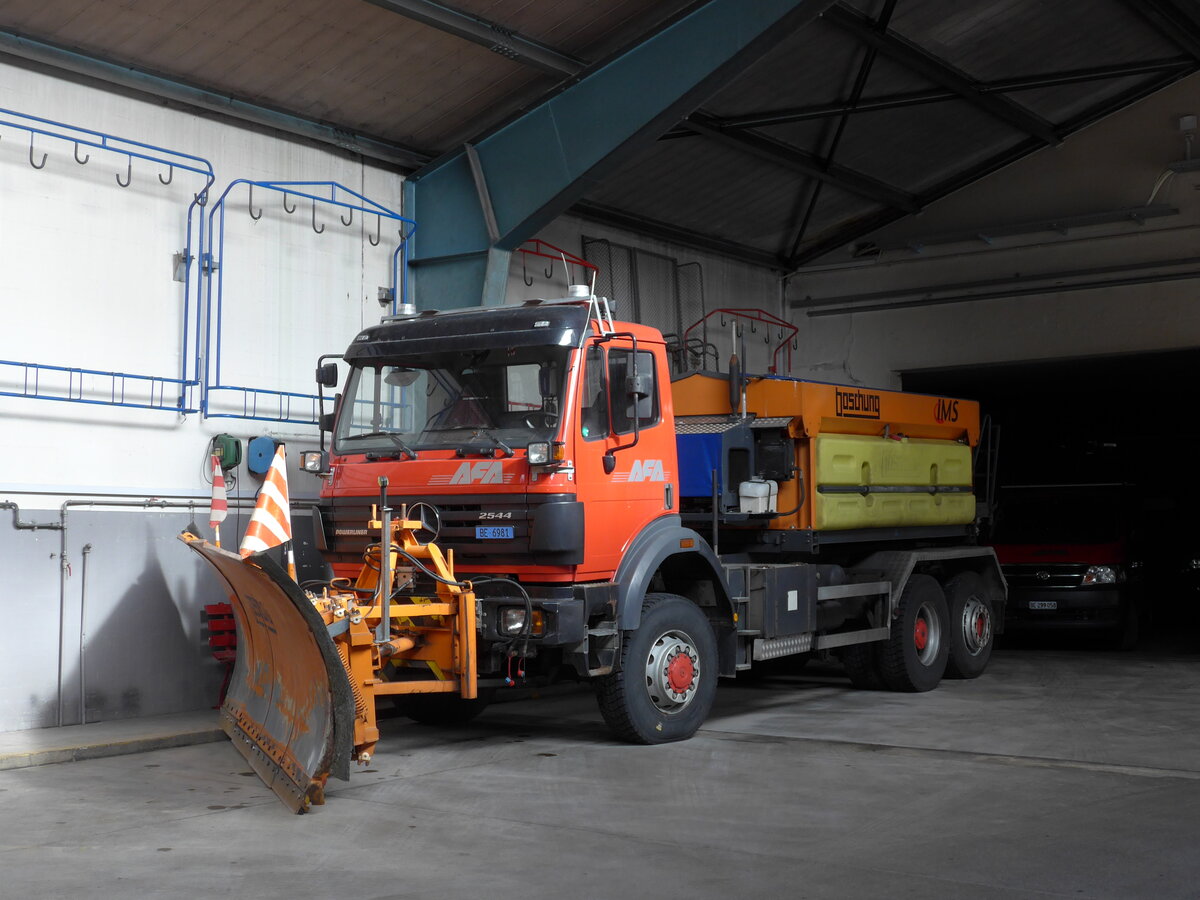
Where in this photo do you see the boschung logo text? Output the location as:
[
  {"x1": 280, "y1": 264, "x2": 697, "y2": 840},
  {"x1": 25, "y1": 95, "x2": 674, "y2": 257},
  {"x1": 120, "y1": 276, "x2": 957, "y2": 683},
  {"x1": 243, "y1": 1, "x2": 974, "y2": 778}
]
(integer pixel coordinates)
[{"x1": 835, "y1": 388, "x2": 881, "y2": 419}]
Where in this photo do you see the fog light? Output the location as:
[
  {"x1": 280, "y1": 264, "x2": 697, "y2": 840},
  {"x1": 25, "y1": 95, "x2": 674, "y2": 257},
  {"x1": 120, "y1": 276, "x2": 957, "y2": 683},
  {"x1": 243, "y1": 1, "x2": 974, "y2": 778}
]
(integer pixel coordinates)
[
  {"x1": 499, "y1": 607, "x2": 545, "y2": 636},
  {"x1": 1082, "y1": 565, "x2": 1118, "y2": 585}
]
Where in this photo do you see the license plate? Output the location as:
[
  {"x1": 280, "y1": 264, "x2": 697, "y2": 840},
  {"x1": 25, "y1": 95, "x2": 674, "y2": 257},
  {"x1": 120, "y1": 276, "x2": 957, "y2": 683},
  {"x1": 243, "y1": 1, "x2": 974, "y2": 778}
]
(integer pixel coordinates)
[
  {"x1": 1029, "y1": 600, "x2": 1058, "y2": 610},
  {"x1": 476, "y1": 526, "x2": 514, "y2": 540}
]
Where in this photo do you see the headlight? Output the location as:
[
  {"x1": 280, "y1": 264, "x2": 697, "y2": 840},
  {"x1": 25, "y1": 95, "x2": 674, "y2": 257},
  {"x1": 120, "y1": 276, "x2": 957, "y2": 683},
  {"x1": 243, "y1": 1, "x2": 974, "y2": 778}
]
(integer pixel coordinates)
[
  {"x1": 300, "y1": 450, "x2": 328, "y2": 473},
  {"x1": 526, "y1": 441, "x2": 565, "y2": 466},
  {"x1": 1082, "y1": 565, "x2": 1118, "y2": 585},
  {"x1": 499, "y1": 607, "x2": 545, "y2": 637}
]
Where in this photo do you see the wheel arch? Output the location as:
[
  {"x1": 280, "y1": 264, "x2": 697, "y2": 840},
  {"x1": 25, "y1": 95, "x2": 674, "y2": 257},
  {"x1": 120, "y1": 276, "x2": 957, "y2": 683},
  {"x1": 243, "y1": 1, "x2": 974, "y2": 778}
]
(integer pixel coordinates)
[
  {"x1": 851, "y1": 547, "x2": 1006, "y2": 628},
  {"x1": 612, "y1": 516, "x2": 736, "y2": 673}
]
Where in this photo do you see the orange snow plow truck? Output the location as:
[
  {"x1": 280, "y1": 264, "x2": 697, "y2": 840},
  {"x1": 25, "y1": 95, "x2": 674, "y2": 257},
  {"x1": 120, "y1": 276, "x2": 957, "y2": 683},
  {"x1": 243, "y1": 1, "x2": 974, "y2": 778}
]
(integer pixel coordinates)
[{"x1": 185, "y1": 291, "x2": 1003, "y2": 812}]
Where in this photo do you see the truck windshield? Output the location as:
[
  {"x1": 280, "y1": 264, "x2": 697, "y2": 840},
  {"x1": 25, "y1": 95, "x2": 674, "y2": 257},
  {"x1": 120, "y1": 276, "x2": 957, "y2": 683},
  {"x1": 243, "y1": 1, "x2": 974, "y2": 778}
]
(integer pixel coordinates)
[{"x1": 334, "y1": 346, "x2": 570, "y2": 454}]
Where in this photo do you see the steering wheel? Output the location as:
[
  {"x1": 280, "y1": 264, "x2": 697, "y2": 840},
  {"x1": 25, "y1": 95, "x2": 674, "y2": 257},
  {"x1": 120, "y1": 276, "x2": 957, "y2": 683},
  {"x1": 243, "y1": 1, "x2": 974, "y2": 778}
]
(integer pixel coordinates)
[{"x1": 524, "y1": 411, "x2": 559, "y2": 429}]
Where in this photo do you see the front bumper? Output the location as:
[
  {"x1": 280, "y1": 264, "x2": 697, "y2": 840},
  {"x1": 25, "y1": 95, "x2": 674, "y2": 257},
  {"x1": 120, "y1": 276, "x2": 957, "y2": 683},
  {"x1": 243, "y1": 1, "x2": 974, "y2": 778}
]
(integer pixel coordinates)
[{"x1": 1005, "y1": 586, "x2": 1125, "y2": 630}]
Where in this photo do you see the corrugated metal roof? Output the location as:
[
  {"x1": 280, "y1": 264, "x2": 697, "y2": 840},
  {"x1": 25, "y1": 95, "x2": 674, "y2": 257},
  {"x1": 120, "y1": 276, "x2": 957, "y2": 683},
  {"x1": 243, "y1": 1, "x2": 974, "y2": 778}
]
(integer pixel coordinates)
[{"x1": 0, "y1": 0, "x2": 1195, "y2": 269}]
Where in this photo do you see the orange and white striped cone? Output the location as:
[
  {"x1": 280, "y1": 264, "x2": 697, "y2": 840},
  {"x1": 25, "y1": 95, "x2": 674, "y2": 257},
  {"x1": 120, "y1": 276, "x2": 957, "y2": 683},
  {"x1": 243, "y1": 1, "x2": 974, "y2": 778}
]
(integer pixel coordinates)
[
  {"x1": 239, "y1": 445, "x2": 296, "y2": 580},
  {"x1": 208, "y1": 454, "x2": 228, "y2": 549}
]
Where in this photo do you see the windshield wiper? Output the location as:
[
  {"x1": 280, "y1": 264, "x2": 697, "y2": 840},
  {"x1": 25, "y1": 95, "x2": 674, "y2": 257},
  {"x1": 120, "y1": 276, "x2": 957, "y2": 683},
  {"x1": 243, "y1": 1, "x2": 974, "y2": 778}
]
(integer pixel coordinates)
[
  {"x1": 346, "y1": 431, "x2": 418, "y2": 460},
  {"x1": 456, "y1": 430, "x2": 513, "y2": 459}
]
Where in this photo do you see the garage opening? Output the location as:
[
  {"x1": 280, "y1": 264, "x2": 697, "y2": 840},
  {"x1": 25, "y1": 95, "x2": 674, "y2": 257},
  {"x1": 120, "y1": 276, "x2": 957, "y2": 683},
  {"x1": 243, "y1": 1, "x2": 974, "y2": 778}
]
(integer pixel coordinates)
[{"x1": 903, "y1": 348, "x2": 1200, "y2": 647}]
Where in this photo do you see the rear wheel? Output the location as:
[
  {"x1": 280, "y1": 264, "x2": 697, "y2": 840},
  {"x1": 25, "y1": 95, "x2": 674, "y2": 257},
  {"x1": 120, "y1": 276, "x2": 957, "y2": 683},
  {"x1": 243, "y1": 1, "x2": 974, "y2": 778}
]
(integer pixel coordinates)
[
  {"x1": 943, "y1": 572, "x2": 995, "y2": 679},
  {"x1": 594, "y1": 593, "x2": 717, "y2": 744},
  {"x1": 879, "y1": 574, "x2": 949, "y2": 692}
]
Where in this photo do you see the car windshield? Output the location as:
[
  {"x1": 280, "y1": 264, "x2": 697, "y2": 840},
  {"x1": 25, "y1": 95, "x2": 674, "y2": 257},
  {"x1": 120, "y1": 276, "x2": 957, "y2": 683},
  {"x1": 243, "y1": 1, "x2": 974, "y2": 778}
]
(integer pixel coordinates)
[
  {"x1": 334, "y1": 345, "x2": 569, "y2": 454},
  {"x1": 993, "y1": 487, "x2": 1125, "y2": 544}
]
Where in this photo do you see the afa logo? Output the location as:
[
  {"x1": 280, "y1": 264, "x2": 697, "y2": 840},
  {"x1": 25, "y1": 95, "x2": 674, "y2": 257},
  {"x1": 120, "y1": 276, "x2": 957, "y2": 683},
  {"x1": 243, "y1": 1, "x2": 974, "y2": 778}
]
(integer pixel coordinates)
[
  {"x1": 626, "y1": 459, "x2": 666, "y2": 482},
  {"x1": 449, "y1": 460, "x2": 503, "y2": 485},
  {"x1": 934, "y1": 398, "x2": 959, "y2": 424}
]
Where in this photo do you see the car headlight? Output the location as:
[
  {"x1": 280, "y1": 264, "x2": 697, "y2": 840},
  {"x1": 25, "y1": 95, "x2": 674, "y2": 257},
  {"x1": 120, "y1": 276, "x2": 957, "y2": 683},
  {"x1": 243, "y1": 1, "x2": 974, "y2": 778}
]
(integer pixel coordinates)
[{"x1": 1082, "y1": 565, "x2": 1118, "y2": 585}]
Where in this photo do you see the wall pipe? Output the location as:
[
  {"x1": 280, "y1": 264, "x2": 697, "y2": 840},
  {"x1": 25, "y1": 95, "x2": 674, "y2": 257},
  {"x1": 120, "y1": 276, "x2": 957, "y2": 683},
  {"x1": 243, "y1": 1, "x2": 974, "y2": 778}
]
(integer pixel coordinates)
[
  {"x1": 794, "y1": 255, "x2": 1200, "y2": 313},
  {"x1": 803, "y1": 267, "x2": 1200, "y2": 317},
  {"x1": 78, "y1": 543, "x2": 92, "y2": 725}
]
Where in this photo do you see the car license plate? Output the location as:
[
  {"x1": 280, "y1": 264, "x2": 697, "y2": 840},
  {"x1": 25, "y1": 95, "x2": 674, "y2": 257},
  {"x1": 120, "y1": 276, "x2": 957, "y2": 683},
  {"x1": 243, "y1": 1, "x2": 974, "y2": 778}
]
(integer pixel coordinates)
[
  {"x1": 476, "y1": 526, "x2": 514, "y2": 540},
  {"x1": 1029, "y1": 600, "x2": 1057, "y2": 610}
]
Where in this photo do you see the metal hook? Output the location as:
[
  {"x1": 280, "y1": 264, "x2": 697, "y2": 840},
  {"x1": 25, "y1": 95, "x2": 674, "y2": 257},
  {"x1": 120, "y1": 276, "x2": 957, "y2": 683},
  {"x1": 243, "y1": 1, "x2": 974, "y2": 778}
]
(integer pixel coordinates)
[
  {"x1": 368, "y1": 215, "x2": 381, "y2": 247},
  {"x1": 720, "y1": 315, "x2": 727, "y2": 328},
  {"x1": 544, "y1": 257, "x2": 554, "y2": 279},
  {"x1": 791, "y1": 338, "x2": 798, "y2": 350},
  {"x1": 248, "y1": 184, "x2": 263, "y2": 221},
  {"x1": 750, "y1": 321, "x2": 757, "y2": 333},
  {"x1": 73, "y1": 142, "x2": 89, "y2": 165},
  {"x1": 115, "y1": 155, "x2": 132, "y2": 187},
  {"x1": 283, "y1": 193, "x2": 296, "y2": 214},
  {"x1": 522, "y1": 253, "x2": 533, "y2": 287},
  {"x1": 312, "y1": 199, "x2": 324, "y2": 234},
  {"x1": 195, "y1": 189, "x2": 208, "y2": 207},
  {"x1": 159, "y1": 165, "x2": 173, "y2": 185},
  {"x1": 29, "y1": 135, "x2": 47, "y2": 170},
  {"x1": 340, "y1": 206, "x2": 353, "y2": 227}
]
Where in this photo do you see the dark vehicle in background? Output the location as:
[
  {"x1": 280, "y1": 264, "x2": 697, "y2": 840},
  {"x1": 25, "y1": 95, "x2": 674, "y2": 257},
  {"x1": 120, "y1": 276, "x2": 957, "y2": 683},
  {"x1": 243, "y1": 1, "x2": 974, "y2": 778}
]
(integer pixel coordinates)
[{"x1": 990, "y1": 484, "x2": 1142, "y2": 649}]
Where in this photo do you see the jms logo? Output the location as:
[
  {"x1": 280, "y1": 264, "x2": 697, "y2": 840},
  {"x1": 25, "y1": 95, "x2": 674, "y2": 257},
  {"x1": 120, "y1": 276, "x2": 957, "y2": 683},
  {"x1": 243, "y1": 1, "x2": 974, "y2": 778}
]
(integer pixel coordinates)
[
  {"x1": 935, "y1": 398, "x2": 959, "y2": 424},
  {"x1": 450, "y1": 460, "x2": 503, "y2": 485},
  {"x1": 835, "y1": 388, "x2": 881, "y2": 419}
]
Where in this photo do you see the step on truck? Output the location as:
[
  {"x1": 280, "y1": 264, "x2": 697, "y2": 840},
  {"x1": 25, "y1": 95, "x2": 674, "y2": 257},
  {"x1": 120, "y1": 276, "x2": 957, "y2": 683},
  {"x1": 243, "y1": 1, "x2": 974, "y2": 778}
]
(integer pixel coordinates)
[{"x1": 187, "y1": 289, "x2": 1004, "y2": 810}]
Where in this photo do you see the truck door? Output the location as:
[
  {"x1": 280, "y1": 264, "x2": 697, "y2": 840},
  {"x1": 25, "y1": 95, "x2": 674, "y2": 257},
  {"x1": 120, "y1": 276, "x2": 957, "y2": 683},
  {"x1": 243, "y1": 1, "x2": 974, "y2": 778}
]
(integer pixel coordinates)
[{"x1": 573, "y1": 338, "x2": 677, "y2": 579}]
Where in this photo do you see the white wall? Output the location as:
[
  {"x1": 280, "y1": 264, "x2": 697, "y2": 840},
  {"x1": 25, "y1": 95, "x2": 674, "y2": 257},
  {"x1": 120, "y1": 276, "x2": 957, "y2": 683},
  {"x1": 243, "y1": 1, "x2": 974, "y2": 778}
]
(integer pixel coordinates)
[
  {"x1": 0, "y1": 60, "x2": 403, "y2": 500},
  {"x1": 0, "y1": 61, "x2": 405, "y2": 730}
]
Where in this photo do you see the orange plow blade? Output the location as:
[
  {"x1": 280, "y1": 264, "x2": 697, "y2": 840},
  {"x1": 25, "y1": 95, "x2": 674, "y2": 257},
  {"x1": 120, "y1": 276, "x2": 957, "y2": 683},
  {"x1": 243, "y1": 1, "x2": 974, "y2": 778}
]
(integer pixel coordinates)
[{"x1": 182, "y1": 535, "x2": 354, "y2": 813}]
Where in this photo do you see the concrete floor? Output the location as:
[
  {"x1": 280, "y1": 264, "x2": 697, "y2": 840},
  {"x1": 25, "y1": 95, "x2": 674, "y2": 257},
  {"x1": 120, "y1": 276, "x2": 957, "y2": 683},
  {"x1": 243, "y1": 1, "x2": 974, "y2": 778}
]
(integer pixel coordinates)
[{"x1": 1, "y1": 637, "x2": 1198, "y2": 899}]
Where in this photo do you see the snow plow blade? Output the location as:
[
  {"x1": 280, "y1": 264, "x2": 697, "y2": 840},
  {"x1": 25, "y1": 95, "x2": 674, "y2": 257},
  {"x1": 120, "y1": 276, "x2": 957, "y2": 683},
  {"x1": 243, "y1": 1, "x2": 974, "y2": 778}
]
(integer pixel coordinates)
[{"x1": 182, "y1": 535, "x2": 353, "y2": 813}]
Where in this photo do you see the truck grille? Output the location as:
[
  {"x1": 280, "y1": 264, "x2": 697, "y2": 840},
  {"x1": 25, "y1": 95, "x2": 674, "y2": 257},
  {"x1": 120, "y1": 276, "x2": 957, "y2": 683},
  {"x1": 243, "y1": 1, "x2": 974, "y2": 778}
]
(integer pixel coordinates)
[{"x1": 321, "y1": 493, "x2": 570, "y2": 567}]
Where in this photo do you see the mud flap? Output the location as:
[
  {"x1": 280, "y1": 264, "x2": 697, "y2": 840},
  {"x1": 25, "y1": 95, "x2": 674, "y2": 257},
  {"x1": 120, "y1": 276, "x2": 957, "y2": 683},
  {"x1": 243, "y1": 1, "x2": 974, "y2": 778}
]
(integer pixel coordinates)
[{"x1": 183, "y1": 536, "x2": 354, "y2": 813}]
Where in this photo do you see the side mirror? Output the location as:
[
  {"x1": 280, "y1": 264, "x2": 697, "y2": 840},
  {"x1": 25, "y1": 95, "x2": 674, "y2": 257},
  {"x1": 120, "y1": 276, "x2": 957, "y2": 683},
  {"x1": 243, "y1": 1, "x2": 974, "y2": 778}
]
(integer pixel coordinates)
[{"x1": 316, "y1": 363, "x2": 339, "y2": 387}]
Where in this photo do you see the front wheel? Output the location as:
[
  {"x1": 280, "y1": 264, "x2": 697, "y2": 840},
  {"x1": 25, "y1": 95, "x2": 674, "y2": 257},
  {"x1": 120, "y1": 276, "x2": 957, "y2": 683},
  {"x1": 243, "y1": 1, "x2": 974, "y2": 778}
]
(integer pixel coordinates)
[
  {"x1": 593, "y1": 594, "x2": 718, "y2": 744},
  {"x1": 879, "y1": 574, "x2": 949, "y2": 692}
]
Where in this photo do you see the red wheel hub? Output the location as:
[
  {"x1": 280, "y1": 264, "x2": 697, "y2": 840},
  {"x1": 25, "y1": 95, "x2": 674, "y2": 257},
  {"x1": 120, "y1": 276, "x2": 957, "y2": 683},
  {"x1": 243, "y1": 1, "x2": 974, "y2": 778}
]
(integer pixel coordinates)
[
  {"x1": 666, "y1": 651, "x2": 695, "y2": 693},
  {"x1": 975, "y1": 616, "x2": 986, "y2": 639},
  {"x1": 914, "y1": 618, "x2": 929, "y2": 651}
]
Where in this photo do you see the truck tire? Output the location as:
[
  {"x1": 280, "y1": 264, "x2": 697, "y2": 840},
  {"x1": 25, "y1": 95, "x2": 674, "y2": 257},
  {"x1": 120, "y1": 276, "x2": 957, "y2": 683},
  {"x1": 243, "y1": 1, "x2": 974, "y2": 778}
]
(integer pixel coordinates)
[
  {"x1": 593, "y1": 593, "x2": 717, "y2": 744},
  {"x1": 943, "y1": 571, "x2": 994, "y2": 679},
  {"x1": 879, "y1": 574, "x2": 949, "y2": 692},
  {"x1": 840, "y1": 642, "x2": 885, "y2": 690}
]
